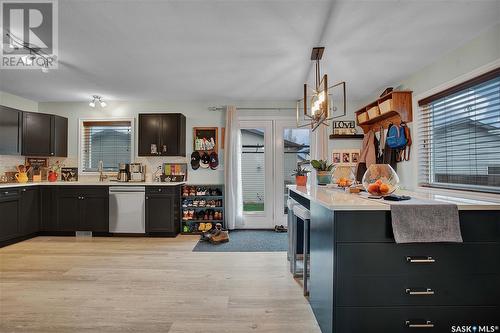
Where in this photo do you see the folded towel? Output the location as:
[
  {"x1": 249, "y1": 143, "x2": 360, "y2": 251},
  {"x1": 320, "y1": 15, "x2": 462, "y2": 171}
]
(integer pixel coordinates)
[{"x1": 388, "y1": 198, "x2": 462, "y2": 243}]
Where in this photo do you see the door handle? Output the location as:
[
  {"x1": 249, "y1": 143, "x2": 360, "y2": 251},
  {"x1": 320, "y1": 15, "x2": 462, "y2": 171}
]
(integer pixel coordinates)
[
  {"x1": 405, "y1": 320, "x2": 434, "y2": 328},
  {"x1": 406, "y1": 256, "x2": 435, "y2": 264},
  {"x1": 405, "y1": 288, "x2": 434, "y2": 296}
]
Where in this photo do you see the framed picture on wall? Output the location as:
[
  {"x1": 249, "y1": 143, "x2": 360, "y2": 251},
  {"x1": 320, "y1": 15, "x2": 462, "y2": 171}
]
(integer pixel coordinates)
[{"x1": 193, "y1": 127, "x2": 218, "y2": 152}]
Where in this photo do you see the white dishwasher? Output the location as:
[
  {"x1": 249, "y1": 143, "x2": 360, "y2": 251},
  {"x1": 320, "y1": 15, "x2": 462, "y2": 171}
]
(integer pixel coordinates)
[{"x1": 109, "y1": 186, "x2": 146, "y2": 233}]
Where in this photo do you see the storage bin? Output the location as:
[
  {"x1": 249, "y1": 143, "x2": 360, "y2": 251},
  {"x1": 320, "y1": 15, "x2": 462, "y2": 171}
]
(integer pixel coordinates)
[
  {"x1": 367, "y1": 106, "x2": 380, "y2": 119},
  {"x1": 357, "y1": 112, "x2": 368, "y2": 124},
  {"x1": 379, "y1": 99, "x2": 393, "y2": 114}
]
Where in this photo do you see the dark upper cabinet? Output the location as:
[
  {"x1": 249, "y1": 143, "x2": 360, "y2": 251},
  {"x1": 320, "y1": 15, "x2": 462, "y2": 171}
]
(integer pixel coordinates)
[
  {"x1": 138, "y1": 113, "x2": 186, "y2": 156},
  {"x1": 0, "y1": 106, "x2": 22, "y2": 155},
  {"x1": 145, "y1": 186, "x2": 180, "y2": 235},
  {"x1": 22, "y1": 112, "x2": 68, "y2": 157},
  {"x1": 20, "y1": 187, "x2": 40, "y2": 235}
]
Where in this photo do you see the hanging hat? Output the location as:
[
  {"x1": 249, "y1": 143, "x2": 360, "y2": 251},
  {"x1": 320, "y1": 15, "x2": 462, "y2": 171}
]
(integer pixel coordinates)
[
  {"x1": 200, "y1": 152, "x2": 210, "y2": 169},
  {"x1": 190, "y1": 151, "x2": 201, "y2": 170},
  {"x1": 209, "y1": 152, "x2": 219, "y2": 170}
]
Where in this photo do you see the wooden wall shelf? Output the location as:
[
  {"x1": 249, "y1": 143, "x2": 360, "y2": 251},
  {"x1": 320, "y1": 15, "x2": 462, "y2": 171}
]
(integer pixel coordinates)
[
  {"x1": 329, "y1": 134, "x2": 364, "y2": 139},
  {"x1": 355, "y1": 91, "x2": 413, "y2": 133}
]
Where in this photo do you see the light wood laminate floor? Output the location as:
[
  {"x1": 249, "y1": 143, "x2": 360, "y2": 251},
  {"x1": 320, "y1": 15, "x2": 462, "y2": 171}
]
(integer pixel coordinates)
[{"x1": 0, "y1": 236, "x2": 320, "y2": 333}]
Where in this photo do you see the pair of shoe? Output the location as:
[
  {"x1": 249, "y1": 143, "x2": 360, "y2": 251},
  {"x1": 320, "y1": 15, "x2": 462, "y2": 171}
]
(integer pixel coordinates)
[
  {"x1": 198, "y1": 222, "x2": 213, "y2": 232},
  {"x1": 182, "y1": 210, "x2": 195, "y2": 220},
  {"x1": 274, "y1": 225, "x2": 287, "y2": 233},
  {"x1": 201, "y1": 223, "x2": 229, "y2": 244}
]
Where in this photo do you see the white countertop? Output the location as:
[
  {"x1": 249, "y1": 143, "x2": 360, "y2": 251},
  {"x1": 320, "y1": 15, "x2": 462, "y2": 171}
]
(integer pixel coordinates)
[
  {"x1": 288, "y1": 185, "x2": 500, "y2": 211},
  {"x1": 0, "y1": 181, "x2": 185, "y2": 189}
]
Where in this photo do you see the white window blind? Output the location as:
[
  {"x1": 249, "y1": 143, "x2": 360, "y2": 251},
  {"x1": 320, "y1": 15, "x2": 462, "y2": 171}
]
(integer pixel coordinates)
[
  {"x1": 81, "y1": 120, "x2": 132, "y2": 172},
  {"x1": 418, "y1": 68, "x2": 500, "y2": 193}
]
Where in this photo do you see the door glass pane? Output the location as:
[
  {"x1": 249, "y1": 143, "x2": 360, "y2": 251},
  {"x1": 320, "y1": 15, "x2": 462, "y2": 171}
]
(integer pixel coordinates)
[
  {"x1": 241, "y1": 128, "x2": 265, "y2": 212},
  {"x1": 283, "y1": 128, "x2": 310, "y2": 214}
]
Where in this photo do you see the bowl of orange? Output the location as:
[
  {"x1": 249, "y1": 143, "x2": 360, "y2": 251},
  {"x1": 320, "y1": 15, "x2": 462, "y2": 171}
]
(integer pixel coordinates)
[{"x1": 362, "y1": 164, "x2": 399, "y2": 196}]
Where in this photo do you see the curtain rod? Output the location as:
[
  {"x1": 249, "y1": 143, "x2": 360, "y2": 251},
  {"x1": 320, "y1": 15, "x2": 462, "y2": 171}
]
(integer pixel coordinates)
[{"x1": 208, "y1": 106, "x2": 296, "y2": 111}]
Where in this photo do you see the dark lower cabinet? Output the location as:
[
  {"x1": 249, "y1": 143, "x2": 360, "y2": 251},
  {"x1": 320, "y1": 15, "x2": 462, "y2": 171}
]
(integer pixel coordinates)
[
  {"x1": 20, "y1": 187, "x2": 39, "y2": 235},
  {"x1": 0, "y1": 189, "x2": 21, "y2": 242},
  {"x1": 145, "y1": 186, "x2": 180, "y2": 235},
  {"x1": 40, "y1": 186, "x2": 57, "y2": 231},
  {"x1": 56, "y1": 187, "x2": 108, "y2": 232}
]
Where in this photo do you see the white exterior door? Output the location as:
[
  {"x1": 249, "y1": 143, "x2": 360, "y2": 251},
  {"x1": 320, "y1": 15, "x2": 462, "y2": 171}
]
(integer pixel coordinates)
[
  {"x1": 239, "y1": 118, "x2": 311, "y2": 229},
  {"x1": 240, "y1": 120, "x2": 274, "y2": 228}
]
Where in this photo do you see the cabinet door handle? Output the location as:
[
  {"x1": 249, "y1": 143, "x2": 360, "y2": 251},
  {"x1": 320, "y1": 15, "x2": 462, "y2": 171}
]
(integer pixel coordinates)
[
  {"x1": 405, "y1": 320, "x2": 434, "y2": 328},
  {"x1": 146, "y1": 196, "x2": 149, "y2": 200},
  {"x1": 405, "y1": 288, "x2": 434, "y2": 296},
  {"x1": 22, "y1": 188, "x2": 26, "y2": 192},
  {"x1": 406, "y1": 256, "x2": 435, "y2": 264}
]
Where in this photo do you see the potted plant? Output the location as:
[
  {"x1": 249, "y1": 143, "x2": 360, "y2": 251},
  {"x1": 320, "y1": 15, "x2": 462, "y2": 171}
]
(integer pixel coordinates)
[
  {"x1": 311, "y1": 159, "x2": 334, "y2": 185},
  {"x1": 291, "y1": 164, "x2": 310, "y2": 186}
]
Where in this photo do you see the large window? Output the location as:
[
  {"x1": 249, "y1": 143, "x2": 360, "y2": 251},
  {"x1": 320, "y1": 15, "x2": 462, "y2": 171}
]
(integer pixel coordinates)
[
  {"x1": 80, "y1": 120, "x2": 133, "y2": 172},
  {"x1": 418, "y1": 68, "x2": 500, "y2": 193}
]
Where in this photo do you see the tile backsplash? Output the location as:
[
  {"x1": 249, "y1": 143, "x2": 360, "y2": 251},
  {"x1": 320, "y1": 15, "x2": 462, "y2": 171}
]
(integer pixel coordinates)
[{"x1": 0, "y1": 155, "x2": 26, "y2": 173}]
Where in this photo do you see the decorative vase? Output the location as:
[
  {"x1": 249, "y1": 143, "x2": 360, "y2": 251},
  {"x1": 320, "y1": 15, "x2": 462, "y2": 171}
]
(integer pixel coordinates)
[
  {"x1": 48, "y1": 171, "x2": 58, "y2": 182},
  {"x1": 316, "y1": 171, "x2": 332, "y2": 186},
  {"x1": 362, "y1": 164, "x2": 399, "y2": 196},
  {"x1": 15, "y1": 172, "x2": 29, "y2": 183},
  {"x1": 295, "y1": 175, "x2": 307, "y2": 186}
]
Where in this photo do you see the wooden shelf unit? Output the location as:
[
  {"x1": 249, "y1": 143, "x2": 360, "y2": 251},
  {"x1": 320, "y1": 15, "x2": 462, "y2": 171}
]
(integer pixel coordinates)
[
  {"x1": 329, "y1": 134, "x2": 364, "y2": 139},
  {"x1": 355, "y1": 91, "x2": 413, "y2": 133}
]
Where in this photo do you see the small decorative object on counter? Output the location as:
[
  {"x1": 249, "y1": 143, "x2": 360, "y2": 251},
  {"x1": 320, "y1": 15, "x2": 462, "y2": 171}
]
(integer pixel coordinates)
[
  {"x1": 333, "y1": 165, "x2": 355, "y2": 188},
  {"x1": 15, "y1": 164, "x2": 30, "y2": 183},
  {"x1": 311, "y1": 159, "x2": 334, "y2": 185},
  {"x1": 48, "y1": 160, "x2": 63, "y2": 182},
  {"x1": 61, "y1": 167, "x2": 79, "y2": 181},
  {"x1": 362, "y1": 164, "x2": 399, "y2": 196},
  {"x1": 162, "y1": 163, "x2": 187, "y2": 182},
  {"x1": 291, "y1": 164, "x2": 310, "y2": 186}
]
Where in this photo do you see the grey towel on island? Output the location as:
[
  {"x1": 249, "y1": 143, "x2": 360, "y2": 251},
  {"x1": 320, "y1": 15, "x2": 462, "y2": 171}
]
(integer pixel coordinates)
[{"x1": 389, "y1": 198, "x2": 463, "y2": 243}]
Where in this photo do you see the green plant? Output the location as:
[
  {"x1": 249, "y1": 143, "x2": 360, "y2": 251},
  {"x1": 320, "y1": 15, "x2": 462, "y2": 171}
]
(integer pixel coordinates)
[
  {"x1": 311, "y1": 159, "x2": 334, "y2": 172},
  {"x1": 291, "y1": 164, "x2": 310, "y2": 177}
]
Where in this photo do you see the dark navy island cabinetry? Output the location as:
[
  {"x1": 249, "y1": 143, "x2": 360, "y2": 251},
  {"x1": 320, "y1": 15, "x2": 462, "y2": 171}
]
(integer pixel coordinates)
[{"x1": 289, "y1": 187, "x2": 500, "y2": 333}]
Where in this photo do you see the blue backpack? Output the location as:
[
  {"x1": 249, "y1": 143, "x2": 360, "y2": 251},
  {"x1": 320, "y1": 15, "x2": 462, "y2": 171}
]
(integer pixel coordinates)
[{"x1": 386, "y1": 124, "x2": 407, "y2": 149}]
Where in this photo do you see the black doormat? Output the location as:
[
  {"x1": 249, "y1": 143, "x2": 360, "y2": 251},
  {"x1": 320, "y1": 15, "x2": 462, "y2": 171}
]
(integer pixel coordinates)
[{"x1": 192, "y1": 230, "x2": 287, "y2": 252}]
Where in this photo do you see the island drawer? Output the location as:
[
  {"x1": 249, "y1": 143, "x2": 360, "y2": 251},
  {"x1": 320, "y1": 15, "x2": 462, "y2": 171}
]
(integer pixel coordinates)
[
  {"x1": 336, "y1": 274, "x2": 500, "y2": 306},
  {"x1": 337, "y1": 243, "x2": 500, "y2": 276},
  {"x1": 334, "y1": 211, "x2": 500, "y2": 243},
  {"x1": 335, "y1": 306, "x2": 499, "y2": 333}
]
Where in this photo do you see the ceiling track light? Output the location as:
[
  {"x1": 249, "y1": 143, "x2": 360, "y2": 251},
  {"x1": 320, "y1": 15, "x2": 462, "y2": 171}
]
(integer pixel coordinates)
[{"x1": 89, "y1": 95, "x2": 107, "y2": 108}]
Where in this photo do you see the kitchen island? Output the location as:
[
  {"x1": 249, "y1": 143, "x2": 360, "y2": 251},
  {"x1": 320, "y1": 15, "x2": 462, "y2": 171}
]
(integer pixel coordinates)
[{"x1": 288, "y1": 185, "x2": 500, "y2": 333}]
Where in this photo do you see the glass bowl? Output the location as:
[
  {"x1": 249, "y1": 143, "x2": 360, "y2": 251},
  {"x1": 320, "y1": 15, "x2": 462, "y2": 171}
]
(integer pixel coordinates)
[
  {"x1": 362, "y1": 164, "x2": 399, "y2": 196},
  {"x1": 333, "y1": 165, "x2": 355, "y2": 188}
]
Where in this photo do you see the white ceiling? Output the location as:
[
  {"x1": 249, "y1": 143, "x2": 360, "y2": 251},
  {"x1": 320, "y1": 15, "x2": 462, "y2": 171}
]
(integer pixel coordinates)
[{"x1": 0, "y1": 0, "x2": 499, "y2": 103}]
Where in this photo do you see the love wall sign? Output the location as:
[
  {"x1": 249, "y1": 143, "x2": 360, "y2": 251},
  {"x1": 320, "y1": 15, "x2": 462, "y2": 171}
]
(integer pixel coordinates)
[{"x1": 333, "y1": 121, "x2": 357, "y2": 135}]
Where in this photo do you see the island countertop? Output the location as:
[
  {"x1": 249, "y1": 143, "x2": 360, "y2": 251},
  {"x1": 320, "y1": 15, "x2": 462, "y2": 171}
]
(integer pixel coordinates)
[{"x1": 288, "y1": 185, "x2": 500, "y2": 211}]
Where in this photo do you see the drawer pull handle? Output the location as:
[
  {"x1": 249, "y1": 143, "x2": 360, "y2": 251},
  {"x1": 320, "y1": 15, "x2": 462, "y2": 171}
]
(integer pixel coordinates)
[
  {"x1": 406, "y1": 256, "x2": 435, "y2": 264},
  {"x1": 406, "y1": 320, "x2": 434, "y2": 328},
  {"x1": 405, "y1": 288, "x2": 434, "y2": 296}
]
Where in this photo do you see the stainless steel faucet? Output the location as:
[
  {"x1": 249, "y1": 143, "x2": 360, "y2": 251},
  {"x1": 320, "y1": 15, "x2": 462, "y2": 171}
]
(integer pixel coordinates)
[{"x1": 98, "y1": 160, "x2": 108, "y2": 182}]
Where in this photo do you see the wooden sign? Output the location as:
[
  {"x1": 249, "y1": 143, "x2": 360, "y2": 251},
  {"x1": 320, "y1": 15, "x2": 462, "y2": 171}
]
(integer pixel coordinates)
[{"x1": 333, "y1": 121, "x2": 356, "y2": 135}]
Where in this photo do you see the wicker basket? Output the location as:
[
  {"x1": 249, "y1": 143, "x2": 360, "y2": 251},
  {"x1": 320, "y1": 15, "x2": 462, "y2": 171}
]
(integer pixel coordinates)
[
  {"x1": 357, "y1": 112, "x2": 368, "y2": 123},
  {"x1": 367, "y1": 106, "x2": 380, "y2": 119},
  {"x1": 379, "y1": 99, "x2": 393, "y2": 114}
]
